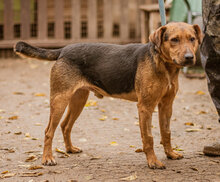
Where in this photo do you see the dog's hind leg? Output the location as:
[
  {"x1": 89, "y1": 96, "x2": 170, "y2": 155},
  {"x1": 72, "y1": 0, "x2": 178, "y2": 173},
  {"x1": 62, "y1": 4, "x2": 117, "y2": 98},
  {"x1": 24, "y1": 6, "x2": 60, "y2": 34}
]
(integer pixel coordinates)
[
  {"x1": 61, "y1": 89, "x2": 89, "y2": 153},
  {"x1": 42, "y1": 92, "x2": 70, "y2": 166}
]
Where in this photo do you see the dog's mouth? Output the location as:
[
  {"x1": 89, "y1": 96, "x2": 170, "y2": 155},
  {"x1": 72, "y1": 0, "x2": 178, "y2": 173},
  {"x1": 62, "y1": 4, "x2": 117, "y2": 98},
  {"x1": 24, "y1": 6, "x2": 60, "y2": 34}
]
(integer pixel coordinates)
[{"x1": 173, "y1": 59, "x2": 194, "y2": 67}]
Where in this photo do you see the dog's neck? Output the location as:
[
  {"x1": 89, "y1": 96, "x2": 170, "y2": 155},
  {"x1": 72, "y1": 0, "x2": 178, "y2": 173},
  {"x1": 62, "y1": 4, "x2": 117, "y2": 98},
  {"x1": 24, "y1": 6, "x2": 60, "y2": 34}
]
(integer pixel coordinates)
[{"x1": 156, "y1": 55, "x2": 180, "y2": 90}]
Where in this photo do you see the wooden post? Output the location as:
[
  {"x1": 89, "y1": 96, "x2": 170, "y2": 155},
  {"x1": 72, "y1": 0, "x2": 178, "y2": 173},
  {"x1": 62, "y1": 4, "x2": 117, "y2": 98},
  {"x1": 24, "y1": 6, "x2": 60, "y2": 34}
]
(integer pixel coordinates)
[
  {"x1": 120, "y1": 0, "x2": 129, "y2": 41},
  {"x1": 54, "y1": 0, "x2": 64, "y2": 39},
  {"x1": 88, "y1": 0, "x2": 97, "y2": 39},
  {"x1": 3, "y1": 0, "x2": 13, "y2": 40},
  {"x1": 21, "y1": 0, "x2": 30, "y2": 39},
  {"x1": 72, "y1": 0, "x2": 81, "y2": 39},
  {"x1": 103, "y1": 0, "x2": 113, "y2": 39},
  {"x1": 38, "y1": 0, "x2": 47, "y2": 40}
]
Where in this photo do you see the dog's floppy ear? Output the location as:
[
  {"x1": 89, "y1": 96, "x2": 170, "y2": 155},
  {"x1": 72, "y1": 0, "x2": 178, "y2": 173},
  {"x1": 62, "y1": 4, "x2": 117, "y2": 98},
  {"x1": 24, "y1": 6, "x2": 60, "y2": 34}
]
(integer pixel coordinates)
[
  {"x1": 149, "y1": 26, "x2": 167, "y2": 48},
  {"x1": 193, "y1": 24, "x2": 202, "y2": 44}
]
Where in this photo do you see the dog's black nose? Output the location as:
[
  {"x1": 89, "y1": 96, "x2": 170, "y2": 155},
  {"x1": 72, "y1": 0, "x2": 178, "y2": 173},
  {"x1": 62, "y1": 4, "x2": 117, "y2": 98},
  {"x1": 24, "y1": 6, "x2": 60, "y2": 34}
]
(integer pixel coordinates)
[{"x1": 184, "y1": 53, "x2": 194, "y2": 65}]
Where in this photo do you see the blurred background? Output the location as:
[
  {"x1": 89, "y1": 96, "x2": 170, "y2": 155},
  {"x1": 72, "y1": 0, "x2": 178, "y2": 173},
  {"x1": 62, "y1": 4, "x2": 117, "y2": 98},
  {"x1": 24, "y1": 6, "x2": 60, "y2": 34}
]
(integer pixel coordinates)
[{"x1": 0, "y1": 0, "x2": 202, "y2": 58}]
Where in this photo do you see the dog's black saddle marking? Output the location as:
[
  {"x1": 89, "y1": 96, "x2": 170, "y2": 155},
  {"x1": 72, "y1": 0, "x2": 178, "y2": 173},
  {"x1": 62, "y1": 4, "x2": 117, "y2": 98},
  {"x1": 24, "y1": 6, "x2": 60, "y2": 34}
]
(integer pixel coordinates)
[{"x1": 59, "y1": 43, "x2": 154, "y2": 95}]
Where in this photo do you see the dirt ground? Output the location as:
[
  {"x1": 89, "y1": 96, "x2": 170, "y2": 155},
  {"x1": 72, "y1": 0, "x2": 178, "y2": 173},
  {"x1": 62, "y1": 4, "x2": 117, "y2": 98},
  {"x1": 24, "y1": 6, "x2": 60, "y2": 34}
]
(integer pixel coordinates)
[{"x1": 0, "y1": 58, "x2": 220, "y2": 182}]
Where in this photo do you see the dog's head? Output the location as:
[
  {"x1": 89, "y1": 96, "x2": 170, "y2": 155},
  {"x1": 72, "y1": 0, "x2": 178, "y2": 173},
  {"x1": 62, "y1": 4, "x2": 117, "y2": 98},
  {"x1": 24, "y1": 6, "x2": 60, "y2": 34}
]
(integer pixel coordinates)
[{"x1": 149, "y1": 22, "x2": 202, "y2": 67}]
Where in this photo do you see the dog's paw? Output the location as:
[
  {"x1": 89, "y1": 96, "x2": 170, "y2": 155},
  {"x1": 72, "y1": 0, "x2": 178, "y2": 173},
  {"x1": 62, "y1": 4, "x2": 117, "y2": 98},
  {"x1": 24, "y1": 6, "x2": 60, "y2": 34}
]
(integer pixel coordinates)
[
  {"x1": 148, "y1": 159, "x2": 166, "y2": 169},
  {"x1": 66, "y1": 146, "x2": 82, "y2": 154},
  {"x1": 42, "y1": 155, "x2": 57, "y2": 166},
  {"x1": 167, "y1": 151, "x2": 183, "y2": 160}
]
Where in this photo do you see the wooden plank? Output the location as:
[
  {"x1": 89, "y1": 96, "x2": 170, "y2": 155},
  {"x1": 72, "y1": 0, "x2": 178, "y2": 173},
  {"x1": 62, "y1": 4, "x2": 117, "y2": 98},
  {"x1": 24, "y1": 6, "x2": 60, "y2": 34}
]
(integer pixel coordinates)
[
  {"x1": 120, "y1": 0, "x2": 129, "y2": 40},
  {"x1": 140, "y1": 10, "x2": 149, "y2": 43},
  {"x1": 21, "y1": 0, "x2": 30, "y2": 39},
  {"x1": 88, "y1": 0, "x2": 97, "y2": 39},
  {"x1": 71, "y1": 0, "x2": 81, "y2": 39},
  {"x1": 103, "y1": 0, "x2": 113, "y2": 39},
  {"x1": 3, "y1": 0, "x2": 13, "y2": 40},
  {"x1": 38, "y1": 0, "x2": 47, "y2": 39},
  {"x1": 54, "y1": 0, "x2": 64, "y2": 39}
]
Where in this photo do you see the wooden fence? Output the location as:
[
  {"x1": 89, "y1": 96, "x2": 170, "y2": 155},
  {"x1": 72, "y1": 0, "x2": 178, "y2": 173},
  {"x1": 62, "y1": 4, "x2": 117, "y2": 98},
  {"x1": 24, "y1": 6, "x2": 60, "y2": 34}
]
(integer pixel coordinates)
[{"x1": 0, "y1": 0, "x2": 159, "y2": 51}]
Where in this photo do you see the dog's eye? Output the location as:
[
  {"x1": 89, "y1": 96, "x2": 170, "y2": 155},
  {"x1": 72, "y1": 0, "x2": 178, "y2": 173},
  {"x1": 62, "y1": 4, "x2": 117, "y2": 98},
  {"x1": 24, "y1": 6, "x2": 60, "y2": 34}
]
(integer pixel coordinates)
[
  {"x1": 190, "y1": 37, "x2": 195, "y2": 42},
  {"x1": 171, "y1": 38, "x2": 179, "y2": 42}
]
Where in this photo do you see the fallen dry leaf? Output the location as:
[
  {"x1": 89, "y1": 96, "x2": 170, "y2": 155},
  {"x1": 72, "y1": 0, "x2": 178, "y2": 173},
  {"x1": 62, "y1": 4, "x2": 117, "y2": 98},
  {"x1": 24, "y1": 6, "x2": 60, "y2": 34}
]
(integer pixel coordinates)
[
  {"x1": 0, "y1": 148, "x2": 15, "y2": 153},
  {"x1": 25, "y1": 155, "x2": 37, "y2": 162},
  {"x1": 25, "y1": 133, "x2": 31, "y2": 138},
  {"x1": 28, "y1": 165, "x2": 44, "y2": 170},
  {"x1": 173, "y1": 145, "x2": 184, "y2": 151},
  {"x1": 135, "y1": 148, "x2": 143, "y2": 153},
  {"x1": 185, "y1": 128, "x2": 201, "y2": 132},
  {"x1": 90, "y1": 156, "x2": 101, "y2": 160},
  {"x1": 0, "y1": 109, "x2": 5, "y2": 113},
  {"x1": 195, "y1": 91, "x2": 205, "y2": 95},
  {"x1": 55, "y1": 148, "x2": 70, "y2": 157},
  {"x1": 197, "y1": 110, "x2": 207, "y2": 115},
  {"x1": 20, "y1": 172, "x2": 43, "y2": 177},
  {"x1": 129, "y1": 145, "x2": 135, "y2": 148},
  {"x1": 110, "y1": 141, "x2": 118, "y2": 146},
  {"x1": 0, "y1": 116, "x2": 4, "y2": 120},
  {"x1": 13, "y1": 92, "x2": 25, "y2": 95},
  {"x1": 1, "y1": 171, "x2": 9, "y2": 174},
  {"x1": 34, "y1": 93, "x2": 46, "y2": 97},
  {"x1": 85, "y1": 100, "x2": 97, "y2": 107},
  {"x1": 120, "y1": 173, "x2": 137, "y2": 181},
  {"x1": 100, "y1": 109, "x2": 106, "y2": 113},
  {"x1": 1, "y1": 172, "x2": 16, "y2": 178},
  {"x1": 34, "y1": 123, "x2": 42, "y2": 126},
  {"x1": 99, "y1": 115, "x2": 107, "y2": 121},
  {"x1": 8, "y1": 115, "x2": 18, "y2": 120},
  {"x1": 112, "y1": 117, "x2": 119, "y2": 120},
  {"x1": 134, "y1": 122, "x2": 139, "y2": 126},
  {"x1": 184, "y1": 122, "x2": 195, "y2": 126},
  {"x1": 14, "y1": 131, "x2": 22, "y2": 135}
]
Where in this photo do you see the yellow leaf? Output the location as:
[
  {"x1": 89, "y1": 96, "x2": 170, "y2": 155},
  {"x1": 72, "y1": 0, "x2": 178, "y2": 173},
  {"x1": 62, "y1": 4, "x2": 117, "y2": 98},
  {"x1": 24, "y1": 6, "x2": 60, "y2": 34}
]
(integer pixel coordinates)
[
  {"x1": 99, "y1": 115, "x2": 107, "y2": 121},
  {"x1": 129, "y1": 145, "x2": 135, "y2": 148},
  {"x1": 100, "y1": 109, "x2": 106, "y2": 113},
  {"x1": 25, "y1": 133, "x2": 31, "y2": 138},
  {"x1": 14, "y1": 131, "x2": 22, "y2": 135},
  {"x1": 0, "y1": 116, "x2": 4, "y2": 120},
  {"x1": 55, "y1": 148, "x2": 70, "y2": 157},
  {"x1": 184, "y1": 122, "x2": 195, "y2": 126},
  {"x1": 185, "y1": 128, "x2": 201, "y2": 132},
  {"x1": 173, "y1": 145, "x2": 184, "y2": 151},
  {"x1": 25, "y1": 155, "x2": 37, "y2": 162},
  {"x1": 135, "y1": 148, "x2": 143, "y2": 153},
  {"x1": 1, "y1": 173, "x2": 16, "y2": 178},
  {"x1": 34, "y1": 123, "x2": 42, "y2": 126},
  {"x1": 120, "y1": 173, "x2": 137, "y2": 181},
  {"x1": 1, "y1": 171, "x2": 9, "y2": 174},
  {"x1": 8, "y1": 115, "x2": 18, "y2": 120},
  {"x1": 195, "y1": 91, "x2": 205, "y2": 95},
  {"x1": 20, "y1": 172, "x2": 43, "y2": 177},
  {"x1": 110, "y1": 141, "x2": 118, "y2": 146},
  {"x1": 34, "y1": 93, "x2": 46, "y2": 97},
  {"x1": 112, "y1": 117, "x2": 119, "y2": 120},
  {"x1": 13, "y1": 92, "x2": 24, "y2": 95},
  {"x1": 134, "y1": 122, "x2": 139, "y2": 126},
  {"x1": 28, "y1": 165, "x2": 44, "y2": 170},
  {"x1": 197, "y1": 110, "x2": 207, "y2": 115},
  {"x1": 85, "y1": 100, "x2": 97, "y2": 107}
]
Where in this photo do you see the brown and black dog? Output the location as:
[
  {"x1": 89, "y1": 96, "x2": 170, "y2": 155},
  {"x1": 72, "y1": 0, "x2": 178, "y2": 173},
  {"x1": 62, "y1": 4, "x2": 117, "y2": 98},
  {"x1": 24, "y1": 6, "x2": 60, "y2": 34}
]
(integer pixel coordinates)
[{"x1": 14, "y1": 22, "x2": 202, "y2": 169}]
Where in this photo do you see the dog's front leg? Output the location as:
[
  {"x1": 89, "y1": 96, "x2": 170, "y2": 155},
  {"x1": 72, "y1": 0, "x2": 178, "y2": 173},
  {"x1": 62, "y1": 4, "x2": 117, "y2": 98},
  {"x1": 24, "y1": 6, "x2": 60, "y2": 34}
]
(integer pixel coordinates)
[
  {"x1": 158, "y1": 88, "x2": 183, "y2": 160},
  {"x1": 137, "y1": 101, "x2": 165, "y2": 169}
]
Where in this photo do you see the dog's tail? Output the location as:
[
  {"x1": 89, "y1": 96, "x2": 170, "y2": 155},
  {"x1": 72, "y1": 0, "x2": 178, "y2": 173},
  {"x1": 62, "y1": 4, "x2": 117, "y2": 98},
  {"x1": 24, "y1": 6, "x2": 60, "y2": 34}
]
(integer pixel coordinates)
[{"x1": 14, "y1": 41, "x2": 62, "y2": 61}]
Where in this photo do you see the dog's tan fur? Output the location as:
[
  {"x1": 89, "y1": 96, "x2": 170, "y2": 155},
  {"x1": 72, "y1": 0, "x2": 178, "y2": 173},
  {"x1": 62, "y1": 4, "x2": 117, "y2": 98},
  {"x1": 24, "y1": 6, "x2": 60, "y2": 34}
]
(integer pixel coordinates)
[{"x1": 15, "y1": 22, "x2": 202, "y2": 169}]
